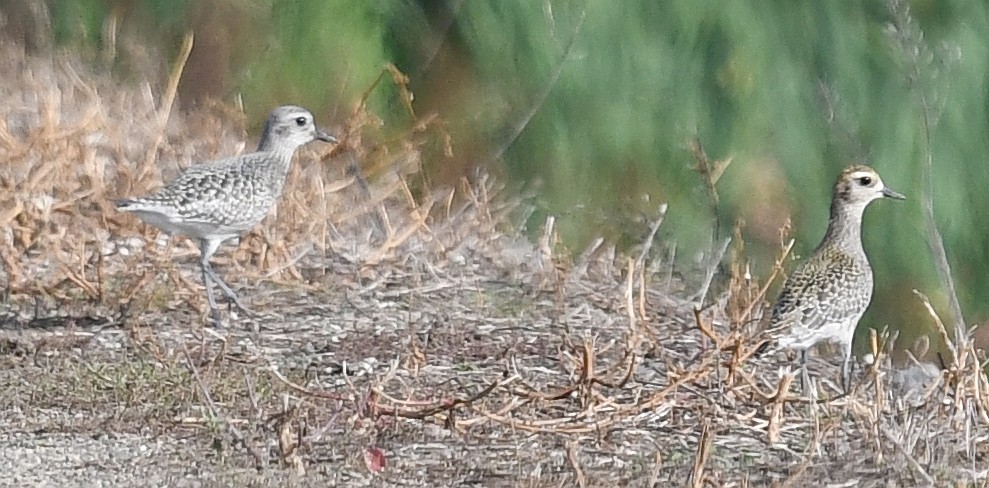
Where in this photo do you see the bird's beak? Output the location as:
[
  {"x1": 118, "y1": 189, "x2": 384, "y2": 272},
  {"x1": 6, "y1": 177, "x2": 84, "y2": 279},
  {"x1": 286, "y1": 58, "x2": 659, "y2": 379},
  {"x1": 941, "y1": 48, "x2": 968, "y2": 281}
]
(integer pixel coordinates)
[
  {"x1": 882, "y1": 187, "x2": 906, "y2": 200},
  {"x1": 315, "y1": 129, "x2": 338, "y2": 144}
]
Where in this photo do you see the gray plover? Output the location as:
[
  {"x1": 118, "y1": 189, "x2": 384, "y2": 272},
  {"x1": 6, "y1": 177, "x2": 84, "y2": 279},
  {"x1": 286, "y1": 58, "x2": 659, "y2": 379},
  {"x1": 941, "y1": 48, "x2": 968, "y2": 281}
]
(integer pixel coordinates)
[
  {"x1": 115, "y1": 105, "x2": 336, "y2": 323},
  {"x1": 766, "y1": 165, "x2": 904, "y2": 393}
]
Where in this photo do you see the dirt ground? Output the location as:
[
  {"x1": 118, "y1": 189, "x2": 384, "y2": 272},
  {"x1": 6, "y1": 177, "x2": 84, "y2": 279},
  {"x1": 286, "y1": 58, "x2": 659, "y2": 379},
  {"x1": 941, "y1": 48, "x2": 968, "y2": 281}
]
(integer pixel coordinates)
[
  {"x1": 0, "y1": 41, "x2": 988, "y2": 488},
  {"x1": 2, "y1": 226, "x2": 986, "y2": 487}
]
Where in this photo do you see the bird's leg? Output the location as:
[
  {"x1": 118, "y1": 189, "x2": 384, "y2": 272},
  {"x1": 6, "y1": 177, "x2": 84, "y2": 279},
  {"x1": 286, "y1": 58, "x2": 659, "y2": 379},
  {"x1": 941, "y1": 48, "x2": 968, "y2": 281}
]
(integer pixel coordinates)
[
  {"x1": 800, "y1": 349, "x2": 812, "y2": 397},
  {"x1": 840, "y1": 341, "x2": 854, "y2": 393},
  {"x1": 198, "y1": 238, "x2": 254, "y2": 322},
  {"x1": 203, "y1": 263, "x2": 255, "y2": 316},
  {"x1": 199, "y1": 257, "x2": 222, "y2": 325}
]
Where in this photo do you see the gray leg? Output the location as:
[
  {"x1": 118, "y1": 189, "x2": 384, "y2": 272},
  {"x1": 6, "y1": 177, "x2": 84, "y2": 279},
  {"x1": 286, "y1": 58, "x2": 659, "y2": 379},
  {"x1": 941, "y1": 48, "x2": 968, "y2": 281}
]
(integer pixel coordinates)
[
  {"x1": 203, "y1": 262, "x2": 253, "y2": 314},
  {"x1": 840, "y1": 340, "x2": 853, "y2": 393},
  {"x1": 200, "y1": 260, "x2": 222, "y2": 324},
  {"x1": 799, "y1": 349, "x2": 811, "y2": 396},
  {"x1": 198, "y1": 239, "x2": 253, "y2": 323}
]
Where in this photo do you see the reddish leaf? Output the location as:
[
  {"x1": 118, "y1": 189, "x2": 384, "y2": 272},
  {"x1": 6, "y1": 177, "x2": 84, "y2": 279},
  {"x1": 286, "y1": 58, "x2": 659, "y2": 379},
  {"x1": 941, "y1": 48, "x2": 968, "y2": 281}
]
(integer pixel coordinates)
[{"x1": 364, "y1": 447, "x2": 387, "y2": 473}]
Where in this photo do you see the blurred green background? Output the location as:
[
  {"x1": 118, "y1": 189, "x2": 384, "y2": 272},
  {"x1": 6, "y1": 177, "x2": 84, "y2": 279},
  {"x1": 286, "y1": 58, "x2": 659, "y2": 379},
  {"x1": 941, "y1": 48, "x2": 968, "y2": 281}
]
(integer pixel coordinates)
[{"x1": 3, "y1": 0, "x2": 986, "y2": 351}]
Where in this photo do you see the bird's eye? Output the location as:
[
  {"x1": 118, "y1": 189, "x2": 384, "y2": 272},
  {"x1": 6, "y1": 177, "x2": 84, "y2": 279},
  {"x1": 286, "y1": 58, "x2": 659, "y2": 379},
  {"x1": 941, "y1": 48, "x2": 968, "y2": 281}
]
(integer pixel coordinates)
[
  {"x1": 858, "y1": 176, "x2": 872, "y2": 186},
  {"x1": 295, "y1": 117, "x2": 307, "y2": 127}
]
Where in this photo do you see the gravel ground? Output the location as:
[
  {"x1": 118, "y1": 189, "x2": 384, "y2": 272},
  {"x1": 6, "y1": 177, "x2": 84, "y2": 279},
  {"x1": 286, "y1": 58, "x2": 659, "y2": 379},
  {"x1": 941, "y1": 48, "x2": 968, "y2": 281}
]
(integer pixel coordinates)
[{"x1": 0, "y1": 247, "x2": 982, "y2": 487}]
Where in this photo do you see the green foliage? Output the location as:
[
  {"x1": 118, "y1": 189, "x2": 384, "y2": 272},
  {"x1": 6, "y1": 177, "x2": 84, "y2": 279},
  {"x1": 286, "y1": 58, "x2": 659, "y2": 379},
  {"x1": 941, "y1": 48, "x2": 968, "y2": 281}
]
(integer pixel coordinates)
[
  {"x1": 454, "y1": 0, "x2": 987, "y2": 344},
  {"x1": 49, "y1": 0, "x2": 107, "y2": 48},
  {"x1": 236, "y1": 1, "x2": 406, "y2": 124},
  {"x1": 43, "y1": 0, "x2": 407, "y2": 125},
  {"x1": 21, "y1": 0, "x2": 989, "y2": 341}
]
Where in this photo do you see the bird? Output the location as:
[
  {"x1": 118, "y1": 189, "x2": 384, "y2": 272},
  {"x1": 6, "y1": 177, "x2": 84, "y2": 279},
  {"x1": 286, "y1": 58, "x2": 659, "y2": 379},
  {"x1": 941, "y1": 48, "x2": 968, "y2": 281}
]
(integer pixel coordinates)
[
  {"x1": 765, "y1": 164, "x2": 905, "y2": 394},
  {"x1": 115, "y1": 105, "x2": 337, "y2": 323}
]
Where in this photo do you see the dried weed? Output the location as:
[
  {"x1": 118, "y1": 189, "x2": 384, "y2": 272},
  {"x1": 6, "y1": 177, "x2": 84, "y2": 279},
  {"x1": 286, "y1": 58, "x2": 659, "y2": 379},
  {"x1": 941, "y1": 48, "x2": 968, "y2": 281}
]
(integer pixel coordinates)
[{"x1": 0, "y1": 39, "x2": 986, "y2": 487}]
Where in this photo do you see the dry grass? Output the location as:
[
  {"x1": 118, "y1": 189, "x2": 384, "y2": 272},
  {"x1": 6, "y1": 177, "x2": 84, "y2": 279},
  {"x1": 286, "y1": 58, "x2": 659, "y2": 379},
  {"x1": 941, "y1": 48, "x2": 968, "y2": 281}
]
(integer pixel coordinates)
[{"x1": 1, "y1": 40, "x2": 988, "y2": 487}]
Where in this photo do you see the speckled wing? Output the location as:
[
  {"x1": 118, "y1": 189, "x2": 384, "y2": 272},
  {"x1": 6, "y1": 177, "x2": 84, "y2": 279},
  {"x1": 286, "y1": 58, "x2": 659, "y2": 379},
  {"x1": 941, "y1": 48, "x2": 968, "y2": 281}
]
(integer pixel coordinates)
[
  {"x1": 768, "y1": 250, "x2": 872, "y2": 340},
  {"x1": 116, "y1": 153, "x2": 279, "y2": 235}
]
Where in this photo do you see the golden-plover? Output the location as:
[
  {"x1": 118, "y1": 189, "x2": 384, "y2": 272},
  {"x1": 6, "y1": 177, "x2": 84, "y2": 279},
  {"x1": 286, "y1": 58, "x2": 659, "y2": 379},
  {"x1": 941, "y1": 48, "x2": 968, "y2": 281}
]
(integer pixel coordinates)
[
  {"x1": 766, "y1": 165, "x2": 904, "y2": 393},
  {"x1": 115, "y1": 105, "x2": 337, "y2": 323}
]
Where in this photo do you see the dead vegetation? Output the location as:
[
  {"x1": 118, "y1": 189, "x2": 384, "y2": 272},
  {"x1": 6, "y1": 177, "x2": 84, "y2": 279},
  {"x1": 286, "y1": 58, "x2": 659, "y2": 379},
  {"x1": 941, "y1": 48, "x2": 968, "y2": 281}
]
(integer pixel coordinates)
[{"x1": 0, "y1": 40, "x2": 988, "y2": 488}]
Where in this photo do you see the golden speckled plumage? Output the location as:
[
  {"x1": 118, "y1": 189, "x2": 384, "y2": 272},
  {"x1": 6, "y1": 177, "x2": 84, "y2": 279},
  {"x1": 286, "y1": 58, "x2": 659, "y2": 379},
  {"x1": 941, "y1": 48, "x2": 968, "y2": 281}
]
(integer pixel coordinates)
[{"x1": 768, "y1": 164, "x2": 904, "y2": 392}]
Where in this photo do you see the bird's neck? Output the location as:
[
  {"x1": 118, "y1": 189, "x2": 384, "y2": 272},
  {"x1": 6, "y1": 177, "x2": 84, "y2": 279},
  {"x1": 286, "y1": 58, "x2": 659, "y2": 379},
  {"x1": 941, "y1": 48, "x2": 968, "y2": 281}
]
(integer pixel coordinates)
[
  {"x1": 257, "y1": 135, "x2": 298, "y2": 154},
  {"x1": 260, "y1": 144, "x2": 298, "y2": 162},
  {"x1": 255, "y1": 127, "x2": 300, "y2": 169},
  {"x1": 253, "y1": 146, "x2": 298, "y2": 192},
  {"x1": 819, "y1": 199, "x2": 866, "y2": 253},
  {"x1": 256, "y1": 119, "x2": 279, "y2": 152}
]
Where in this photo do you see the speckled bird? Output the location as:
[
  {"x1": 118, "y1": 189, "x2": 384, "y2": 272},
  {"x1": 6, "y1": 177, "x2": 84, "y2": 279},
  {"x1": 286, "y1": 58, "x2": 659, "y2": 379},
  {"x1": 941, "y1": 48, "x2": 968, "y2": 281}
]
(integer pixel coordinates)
[
  {"x1": 767, "y1": 165, "x2": 905, "y2": 393},
  {"x1": 115, "y1": 105, "x2": 337, "y2": 323}
]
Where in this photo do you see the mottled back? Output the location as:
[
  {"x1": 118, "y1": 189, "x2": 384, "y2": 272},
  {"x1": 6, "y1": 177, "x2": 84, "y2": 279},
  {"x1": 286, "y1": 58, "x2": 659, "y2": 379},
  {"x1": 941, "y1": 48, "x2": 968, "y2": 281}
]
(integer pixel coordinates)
[
  {"x1": 115, "y1": 105, "x2": 336, "y2": 240},
  {"x1": 768, "y1": 164, "x2": 904, "y2": 351}
]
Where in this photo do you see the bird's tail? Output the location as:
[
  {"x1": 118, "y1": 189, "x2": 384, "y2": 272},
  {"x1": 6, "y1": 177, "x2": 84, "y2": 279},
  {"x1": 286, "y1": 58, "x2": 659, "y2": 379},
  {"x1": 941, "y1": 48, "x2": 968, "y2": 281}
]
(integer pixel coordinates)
[{"x1": 113, "y1": 198, "x2": 144, "y2": 211}]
